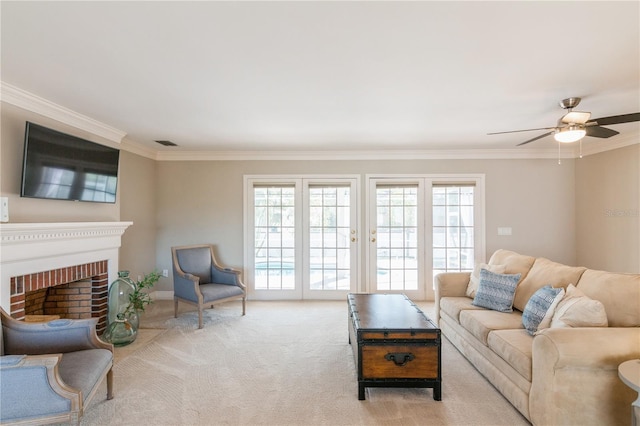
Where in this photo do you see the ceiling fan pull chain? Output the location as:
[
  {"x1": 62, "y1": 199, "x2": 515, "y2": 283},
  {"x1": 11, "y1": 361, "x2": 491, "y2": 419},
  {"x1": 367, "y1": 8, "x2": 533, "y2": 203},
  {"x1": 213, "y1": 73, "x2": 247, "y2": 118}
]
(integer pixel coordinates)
[
  {"x1": 579, "y1": 139, "x2": 583, "y2": 159},
  {"x1": 558, "y1": 142, "x2": 561, "y2": 165}
]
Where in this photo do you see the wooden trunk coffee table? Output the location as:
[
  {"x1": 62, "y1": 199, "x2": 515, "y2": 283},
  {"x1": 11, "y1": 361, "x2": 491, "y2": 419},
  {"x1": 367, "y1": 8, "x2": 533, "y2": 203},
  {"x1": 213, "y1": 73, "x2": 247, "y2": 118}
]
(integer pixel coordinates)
[{"x1": 348, "y1": 293, "x2": 442, "y2": 400}]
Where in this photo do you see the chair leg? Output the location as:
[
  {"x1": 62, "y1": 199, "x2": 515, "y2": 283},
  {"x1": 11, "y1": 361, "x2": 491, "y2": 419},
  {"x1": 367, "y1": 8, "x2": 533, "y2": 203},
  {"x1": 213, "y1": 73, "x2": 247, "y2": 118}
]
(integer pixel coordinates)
[
  {"x1": 198, "y1": 305, "x2": 204, "y2": 329},
  {"x1": 174, "y1": 298, "x2": 179, "y2": 318},
  {"x1": 106, "y1": 368, "x2": 114, "y2": 400},
  {"x1": 242, "y1": 297, "x2": 246, "y2": 315}
]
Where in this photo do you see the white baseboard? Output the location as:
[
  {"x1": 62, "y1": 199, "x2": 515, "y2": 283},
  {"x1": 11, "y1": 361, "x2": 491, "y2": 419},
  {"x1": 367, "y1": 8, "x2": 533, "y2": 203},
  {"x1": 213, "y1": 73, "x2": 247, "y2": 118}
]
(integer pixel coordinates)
[{"x1": 150, "y1": 290, "x2": 174, "y2": 300}]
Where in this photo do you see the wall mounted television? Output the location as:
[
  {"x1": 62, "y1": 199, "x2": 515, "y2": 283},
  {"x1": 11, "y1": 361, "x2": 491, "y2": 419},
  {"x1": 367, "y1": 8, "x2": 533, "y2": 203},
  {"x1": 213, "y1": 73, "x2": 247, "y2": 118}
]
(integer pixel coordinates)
[{"x1": 20, "y1": 122, "x2": 120, "y2": 203}]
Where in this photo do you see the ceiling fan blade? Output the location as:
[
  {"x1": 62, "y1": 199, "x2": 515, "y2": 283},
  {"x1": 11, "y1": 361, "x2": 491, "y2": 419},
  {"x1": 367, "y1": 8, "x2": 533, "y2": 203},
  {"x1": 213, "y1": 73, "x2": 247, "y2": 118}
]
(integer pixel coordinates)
[
  {"x1": 561, "y1": 111, "x2": 591, "y2": 124},
  {"x1": 588, "y1": 112, "x2": 640, "y2": 126},
  {"x1": 487, "y1": 126, "x2": 556, "y2": 135},
  {"x1": 517, "y1": 131, "x2": 554, "y2": 146},
  {"x1": 585, "y1": 126, "x2": 619, "y2": 138}
]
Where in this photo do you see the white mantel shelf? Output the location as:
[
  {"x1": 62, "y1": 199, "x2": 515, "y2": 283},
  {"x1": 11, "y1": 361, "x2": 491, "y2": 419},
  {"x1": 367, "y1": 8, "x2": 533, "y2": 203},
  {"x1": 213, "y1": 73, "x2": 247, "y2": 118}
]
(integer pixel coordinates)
[
  {"x1": 1, "y1": 221, "x2": 132, "y2": 241},
  {"x1": 1, "y1": 221, "x2": 131, "y2": 241},
  {"x1": 0, "y1": 221, "x2": 132, "y2": 311}
]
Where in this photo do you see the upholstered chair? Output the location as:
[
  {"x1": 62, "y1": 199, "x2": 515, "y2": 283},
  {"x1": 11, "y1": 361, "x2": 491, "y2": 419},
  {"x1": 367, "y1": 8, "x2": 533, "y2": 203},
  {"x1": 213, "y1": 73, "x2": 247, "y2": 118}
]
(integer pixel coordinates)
[
  {"x1": 171, "y1": 244, "x2": 246, "y2": 328},
  {"x1": 0, "y1": 308, "x2": 114, "y2": 425}
]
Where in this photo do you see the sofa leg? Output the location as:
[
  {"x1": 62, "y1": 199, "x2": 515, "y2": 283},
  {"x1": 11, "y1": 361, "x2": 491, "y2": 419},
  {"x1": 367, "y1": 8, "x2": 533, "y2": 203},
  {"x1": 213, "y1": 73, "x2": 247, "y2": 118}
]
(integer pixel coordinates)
[
  {"x1": 198, "y1": 306, "x2": 204, "y2": 329},
  {"x1": 106, "y1": 369, "x2": 114, "y2": 400},
  {"x1": 174, "y1": 298, "x2": 179, "y2": 319}
]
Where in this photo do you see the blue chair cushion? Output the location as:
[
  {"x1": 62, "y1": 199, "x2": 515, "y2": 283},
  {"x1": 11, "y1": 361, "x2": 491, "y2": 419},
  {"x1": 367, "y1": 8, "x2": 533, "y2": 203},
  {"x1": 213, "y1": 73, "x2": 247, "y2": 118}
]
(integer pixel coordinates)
[
  {"x1": 58, "y1": 349, "x2": 112, "y2": 403},
  {"x1": 200, "y1": 283, "x2": 245, "y2": 304}
]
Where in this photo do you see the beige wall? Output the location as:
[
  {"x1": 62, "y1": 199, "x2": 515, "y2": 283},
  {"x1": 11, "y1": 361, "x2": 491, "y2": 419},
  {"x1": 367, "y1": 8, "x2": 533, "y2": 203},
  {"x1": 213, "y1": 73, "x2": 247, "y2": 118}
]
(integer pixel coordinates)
[
  {"x1": 576, "y1": 144, "x2": 640, "y2": 273},
  {"x1": 118, "y1": 150, "x2": 159, "y2": 282},
  {"x1": 153, "y1": 158, "x2": 578, "y2": 295}
]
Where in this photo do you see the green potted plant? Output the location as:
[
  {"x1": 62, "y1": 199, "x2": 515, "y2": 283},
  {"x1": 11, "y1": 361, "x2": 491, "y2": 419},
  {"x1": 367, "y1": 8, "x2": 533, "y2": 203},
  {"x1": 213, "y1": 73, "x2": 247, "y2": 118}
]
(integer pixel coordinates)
[{"x1": 124, "y1": 270, "x2": 162, "y2": 318}]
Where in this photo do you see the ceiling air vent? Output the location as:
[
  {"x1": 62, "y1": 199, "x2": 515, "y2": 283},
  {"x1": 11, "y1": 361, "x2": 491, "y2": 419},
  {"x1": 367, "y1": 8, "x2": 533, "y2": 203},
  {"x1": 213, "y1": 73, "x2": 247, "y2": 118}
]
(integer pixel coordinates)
[{"x1": 154, "y1": 140, "x2": 178, "y2": 147}]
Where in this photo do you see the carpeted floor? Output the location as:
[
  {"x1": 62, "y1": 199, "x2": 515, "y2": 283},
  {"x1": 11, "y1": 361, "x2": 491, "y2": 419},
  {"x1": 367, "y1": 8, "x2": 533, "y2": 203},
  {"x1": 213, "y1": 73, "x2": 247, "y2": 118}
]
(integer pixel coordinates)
[{"x1": 82, "y1": 299, "x2": 530, "y2": 426}]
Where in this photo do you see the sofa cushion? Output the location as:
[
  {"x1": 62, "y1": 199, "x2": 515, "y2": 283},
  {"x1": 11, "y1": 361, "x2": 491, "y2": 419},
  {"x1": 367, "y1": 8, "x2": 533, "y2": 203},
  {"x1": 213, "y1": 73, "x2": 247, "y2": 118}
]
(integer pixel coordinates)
[
  {"x1": 466, "y1": 263, "x2": 507, "y2": 298},
  {"x1": 488, "y1": 249, "x2": 535, "y2": 282},
  {"x1": 513, "y1": 258, "x2": 586, "y2": 312},
  {"x1": 522, "y1": 285, "x2": 564, "y2": 335},
  {"x1": 487, "y1": 329, "x2": 533, "y2": 382},
  {"x1": 550, "y1": 284, "x2": 608, "y2": 328},
  {"x1": 460, "y1": 309, "x2": 524, "y2": 345},
  {"x1": 576, "y1": 269, "x2": 640, "y2": 327},
  {"x1": 472, "y1": 269, "x2": 521, "y2": 312},
  {"x1": 440, "y1": 296, "x2": 486, "y2": 322}
]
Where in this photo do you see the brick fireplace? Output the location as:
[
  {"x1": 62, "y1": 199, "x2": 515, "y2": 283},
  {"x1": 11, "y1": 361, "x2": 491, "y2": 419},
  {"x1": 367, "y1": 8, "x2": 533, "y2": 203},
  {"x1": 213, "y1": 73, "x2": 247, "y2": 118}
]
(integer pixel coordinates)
[
  {"x1": 12, "y1": 261, "x2": 110, "y2": 333},
  {"x1": 0, "y1": 222, "x2": 132, "y2": 335}
]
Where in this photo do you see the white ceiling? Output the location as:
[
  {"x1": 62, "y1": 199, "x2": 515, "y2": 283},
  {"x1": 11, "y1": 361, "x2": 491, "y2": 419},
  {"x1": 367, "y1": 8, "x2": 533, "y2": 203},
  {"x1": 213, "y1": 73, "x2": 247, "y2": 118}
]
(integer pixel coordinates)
[{"x1": 2, "y1": 1, "x2": 639, "y2": 158}]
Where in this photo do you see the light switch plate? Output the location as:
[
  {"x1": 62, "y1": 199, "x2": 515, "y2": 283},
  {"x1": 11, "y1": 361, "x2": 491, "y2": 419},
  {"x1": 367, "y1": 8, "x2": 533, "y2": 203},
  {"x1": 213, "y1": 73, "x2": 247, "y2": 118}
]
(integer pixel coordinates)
[
  {"x1": 0, "y1": 197, "x2": 8, "y2": 222},
  {"x1": 498, "y1": 227, "x2": 512, "y2": 236}
]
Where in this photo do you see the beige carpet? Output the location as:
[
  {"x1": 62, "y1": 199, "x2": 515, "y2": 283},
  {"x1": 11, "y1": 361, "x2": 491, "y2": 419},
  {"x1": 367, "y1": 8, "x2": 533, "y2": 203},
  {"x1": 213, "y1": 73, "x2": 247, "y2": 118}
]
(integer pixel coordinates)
[{"x1": 82, "y1": 300, "x2": 530, "y2": 426}]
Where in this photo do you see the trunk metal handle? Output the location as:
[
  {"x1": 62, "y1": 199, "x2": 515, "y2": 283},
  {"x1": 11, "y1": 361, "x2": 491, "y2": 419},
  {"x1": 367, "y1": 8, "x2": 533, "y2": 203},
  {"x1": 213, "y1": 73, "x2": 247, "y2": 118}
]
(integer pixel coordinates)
[{"x1": 384, "y1": 352, "x2": 415, "y2": 366}]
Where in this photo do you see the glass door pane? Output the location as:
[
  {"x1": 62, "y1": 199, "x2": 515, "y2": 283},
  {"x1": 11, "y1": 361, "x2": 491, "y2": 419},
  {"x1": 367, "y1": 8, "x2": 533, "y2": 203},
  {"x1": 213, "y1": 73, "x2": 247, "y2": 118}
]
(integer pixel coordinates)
[
  {"x1": 304, "y1": 180, "x2": 358, "y2": 299},
  {"x1": 432, "y1": 185, "x2": 475, "y2": 282},
  {"x1": 254, "y1": 186, "x2": 296, "y2": 291},
  {"x1": 371, "y1": 183, "x2": 423, "y2": 298}
]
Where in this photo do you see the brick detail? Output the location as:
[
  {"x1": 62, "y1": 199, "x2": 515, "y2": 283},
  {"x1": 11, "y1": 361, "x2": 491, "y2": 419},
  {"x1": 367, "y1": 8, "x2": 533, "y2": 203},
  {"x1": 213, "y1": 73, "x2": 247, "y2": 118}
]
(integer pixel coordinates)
[{"x1": 10, "y1": 260, "x2": 110, "y2": 334}]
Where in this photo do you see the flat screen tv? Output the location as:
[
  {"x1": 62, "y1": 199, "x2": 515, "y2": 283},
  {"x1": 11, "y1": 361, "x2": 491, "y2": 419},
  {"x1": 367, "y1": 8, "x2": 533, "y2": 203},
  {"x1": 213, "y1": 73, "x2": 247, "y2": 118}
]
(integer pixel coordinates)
[{"x1": 20, "y1": 122, "x2": 120, "y2": 203}]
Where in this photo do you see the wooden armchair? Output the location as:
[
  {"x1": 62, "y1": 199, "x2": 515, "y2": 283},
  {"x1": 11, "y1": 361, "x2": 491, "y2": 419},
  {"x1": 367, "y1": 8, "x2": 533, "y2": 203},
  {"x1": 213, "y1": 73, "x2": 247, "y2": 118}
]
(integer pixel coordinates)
[
  {"x1": 171, "y1": 244, "x2": 247, "y2": 328},
  {"x1": 0, "y1": 308, "x2": 114, "y2": 425}
]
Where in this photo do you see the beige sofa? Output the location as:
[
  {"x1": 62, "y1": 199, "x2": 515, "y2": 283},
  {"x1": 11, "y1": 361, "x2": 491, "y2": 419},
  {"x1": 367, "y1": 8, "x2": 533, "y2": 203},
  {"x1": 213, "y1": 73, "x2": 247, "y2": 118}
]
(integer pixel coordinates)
[{"x1": 435, "y1": 249, "x2": 640, "y2": 426}]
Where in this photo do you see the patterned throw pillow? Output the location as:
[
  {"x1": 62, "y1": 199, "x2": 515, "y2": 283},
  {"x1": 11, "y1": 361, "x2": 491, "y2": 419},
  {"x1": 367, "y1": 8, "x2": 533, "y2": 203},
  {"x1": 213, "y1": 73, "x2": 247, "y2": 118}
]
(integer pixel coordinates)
[
  {"x1": 466, "y1": 263, "x2": 507, "y2": 298},
  {"x1": 472, "y1": 269, "x2": 521, "y2": 312},
  {"x1": 522, "y1": 285, "x2": 565, "y2": 335}
]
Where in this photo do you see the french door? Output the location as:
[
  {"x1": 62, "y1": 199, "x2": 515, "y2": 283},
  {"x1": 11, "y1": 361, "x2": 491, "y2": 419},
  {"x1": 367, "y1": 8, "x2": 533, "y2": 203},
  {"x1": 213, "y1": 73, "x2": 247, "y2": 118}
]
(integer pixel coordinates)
[
  {"x1": 367, "y1": 175, "x2": 484, "y2": 300},
  {"x1": 245, "y1": 176, "x2": 359, "y2": 300}
]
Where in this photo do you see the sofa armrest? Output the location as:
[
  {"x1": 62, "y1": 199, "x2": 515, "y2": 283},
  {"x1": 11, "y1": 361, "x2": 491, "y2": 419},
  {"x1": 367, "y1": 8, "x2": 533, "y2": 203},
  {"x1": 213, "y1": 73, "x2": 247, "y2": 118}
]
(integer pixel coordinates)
[
  {"x1": 434, "y1": 272, "x2": 470, "y2": 322},
  {"x1": 434, "y1": 272, "x2": 471, "y2": 298},
  {"x1": 530, "y1": 327, "x2": 640, "y2": 426},
  {"x1": 0, "y1": 354, "x2": 81, "y2": 424}
]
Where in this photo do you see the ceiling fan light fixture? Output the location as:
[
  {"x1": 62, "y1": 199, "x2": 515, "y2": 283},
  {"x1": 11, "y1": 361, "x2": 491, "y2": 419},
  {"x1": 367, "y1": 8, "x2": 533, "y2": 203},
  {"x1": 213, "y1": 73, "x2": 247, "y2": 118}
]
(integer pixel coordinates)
[{"x1": 554, "y1": 125, "x2": 586, "y2": 143}]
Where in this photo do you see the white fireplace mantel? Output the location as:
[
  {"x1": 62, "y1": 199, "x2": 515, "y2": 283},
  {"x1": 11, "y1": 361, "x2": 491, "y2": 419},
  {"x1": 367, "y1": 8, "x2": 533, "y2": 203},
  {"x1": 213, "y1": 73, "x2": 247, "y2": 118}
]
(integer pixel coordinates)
[{"x1": 0, "y1": 221, "x2": 132, "y2": 311}]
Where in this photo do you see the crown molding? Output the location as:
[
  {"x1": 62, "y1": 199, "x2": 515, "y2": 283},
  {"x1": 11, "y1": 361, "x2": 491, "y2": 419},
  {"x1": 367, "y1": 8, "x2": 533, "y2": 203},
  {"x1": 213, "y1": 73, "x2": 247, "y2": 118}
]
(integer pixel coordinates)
[
  {"x1": 119, "y1": 138, "x2": 159, "y2": 160},
  {"x1": 154, "y1": 148, "x2": 577, "y2": 162},
  {"x1": 0, "y1": 81, "x2": 127, "y2": 144}
]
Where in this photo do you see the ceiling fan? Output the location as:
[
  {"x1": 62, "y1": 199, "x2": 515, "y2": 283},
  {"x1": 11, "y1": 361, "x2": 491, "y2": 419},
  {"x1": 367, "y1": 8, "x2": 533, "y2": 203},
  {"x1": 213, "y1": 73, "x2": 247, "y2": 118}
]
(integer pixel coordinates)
[{"x1": 488, "y1": 97, "x2": 640, "y2": 146}]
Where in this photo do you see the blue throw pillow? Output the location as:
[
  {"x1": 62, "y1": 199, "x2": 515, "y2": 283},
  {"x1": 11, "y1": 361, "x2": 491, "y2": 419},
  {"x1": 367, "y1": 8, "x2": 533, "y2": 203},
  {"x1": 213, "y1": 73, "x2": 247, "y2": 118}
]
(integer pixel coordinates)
[
  {"x1": 522, "y1": 285, "x2": 564, "y2": 335},
  {"x1": 472, "y1": 269, "x2": 521, "y2": 313}
]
